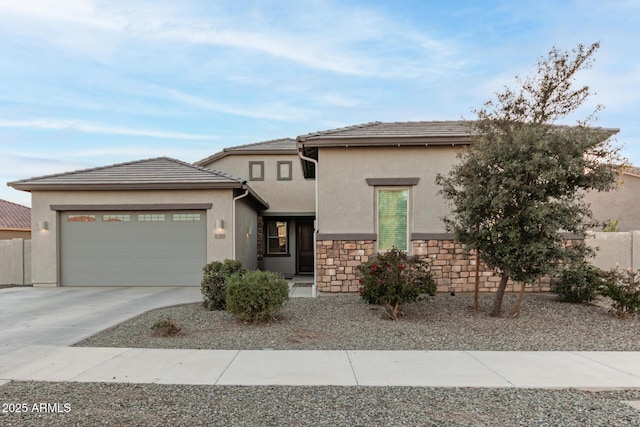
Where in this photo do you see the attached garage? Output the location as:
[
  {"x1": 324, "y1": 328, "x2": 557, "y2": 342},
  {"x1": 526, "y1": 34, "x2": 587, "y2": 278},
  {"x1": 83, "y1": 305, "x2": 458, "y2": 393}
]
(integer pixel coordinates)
[
  {"x1": 60, "y1": 210, "x2": 206, "y2": 286},
  {"x1": 8, "y1": 157, "x2": 268, "y2": 288}
]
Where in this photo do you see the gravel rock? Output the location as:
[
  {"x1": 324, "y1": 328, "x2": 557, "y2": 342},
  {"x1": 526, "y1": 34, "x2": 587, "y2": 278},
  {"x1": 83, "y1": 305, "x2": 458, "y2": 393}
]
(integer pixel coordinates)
[
  {"x1": 6, "y1": 293, "x2": 640, "y2": 425},
  {"x1": 76, "y1": 293, "x2": 640, "y2": 351},
  {"x1": 1, "y1": 382, "x2": 639, "y2": 426}
]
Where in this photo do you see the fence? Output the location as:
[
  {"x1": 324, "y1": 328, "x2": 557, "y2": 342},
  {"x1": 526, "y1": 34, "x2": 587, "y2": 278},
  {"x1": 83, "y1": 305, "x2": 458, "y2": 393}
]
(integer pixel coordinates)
[
  {"x1": 585, "y1": 231, "x2": 640, "y2": 271},
  {"x1": 0, "y1": 238, "x2": 31, "y2": 285}
]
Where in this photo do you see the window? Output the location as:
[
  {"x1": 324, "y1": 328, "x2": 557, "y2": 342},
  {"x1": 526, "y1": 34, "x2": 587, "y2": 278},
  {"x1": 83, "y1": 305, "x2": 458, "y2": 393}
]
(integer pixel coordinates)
[
  {"x1": 249, "y1": 161, "x2": 264, "y2": 181},
  {"x1": 68, "y1": 214, "x2": 96, "y2": 222},
  {"x1": 138, "y1": 214, "x2": 165, "y2": 222},
  {"x1": 172, "y1": 213, "x2": 201, "y2": 221},
  {"x1": 277, "y1": 161, "x2": 292, "y2": 180},
  {"x1": 377, "y1": 189, "x2": 408, "y2": 251},
  {"x1": 266, "y1": 220, "x2": 288, "y2": 254},
  {"x1": 103, "y1": 214, "x2": 130, "y2": 222}
]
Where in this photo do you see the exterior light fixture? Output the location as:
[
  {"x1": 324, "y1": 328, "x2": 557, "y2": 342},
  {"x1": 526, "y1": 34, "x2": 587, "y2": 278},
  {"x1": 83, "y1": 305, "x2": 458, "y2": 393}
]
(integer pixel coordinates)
[
  {"x1": 38, "y1": 221, "x2": 48, "y2": 231},
  {"x1": 214, "y1": 220, "x2": 225, "y2": 239}
]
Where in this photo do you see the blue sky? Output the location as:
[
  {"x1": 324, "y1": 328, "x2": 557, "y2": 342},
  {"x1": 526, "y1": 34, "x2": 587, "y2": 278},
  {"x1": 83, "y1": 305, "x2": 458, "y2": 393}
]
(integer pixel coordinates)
[{"x1": 2, "y1": 0, "x2": 639, "y2": 207}]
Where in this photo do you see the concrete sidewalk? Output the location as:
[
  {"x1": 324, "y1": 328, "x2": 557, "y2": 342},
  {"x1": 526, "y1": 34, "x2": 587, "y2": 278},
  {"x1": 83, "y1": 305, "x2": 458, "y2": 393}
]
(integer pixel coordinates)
[{"x1": 1, "y1": 346, "x2": 640, "y2": 389}]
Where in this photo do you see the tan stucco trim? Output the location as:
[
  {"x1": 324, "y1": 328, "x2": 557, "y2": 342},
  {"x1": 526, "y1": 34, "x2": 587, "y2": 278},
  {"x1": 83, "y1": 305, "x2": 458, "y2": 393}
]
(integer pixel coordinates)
[
  {"x1": 411, "y1": 233, "x2": 455, "y2": 240},
  {"x1": 262, "y1": 212, "x2": 315, "y2": 217},
  {"x1": 317, "y1": 233, "x2": 377, "y2": 240},
  {"x1": 50, "y1": 203, "x2": 213, "y2": 211},
  {"x1": 366, "y1": 178, "x2": 420, "y2": 186}
]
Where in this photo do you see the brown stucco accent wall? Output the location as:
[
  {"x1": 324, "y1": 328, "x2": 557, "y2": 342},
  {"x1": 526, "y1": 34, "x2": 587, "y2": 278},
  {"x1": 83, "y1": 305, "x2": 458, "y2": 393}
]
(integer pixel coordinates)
[{"x1": 316, "y1": 238, "x2": 583, "y2": 293}]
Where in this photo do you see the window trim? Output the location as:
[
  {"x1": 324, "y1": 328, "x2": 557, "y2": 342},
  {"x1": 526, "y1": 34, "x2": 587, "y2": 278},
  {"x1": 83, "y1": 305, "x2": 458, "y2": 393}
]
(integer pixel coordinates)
[
  {"x1": 375, "y1": 187, "x2": 410, "y2": 253},
  {"x1": 249, "y1": 161, "x2": 264, "y2": 181},
  {"x1": 264, "y1": 219, "x2": 290, "y2": 257},
  {"x1": 277, "y1": 161, "x2": 293, "y2": 181}
]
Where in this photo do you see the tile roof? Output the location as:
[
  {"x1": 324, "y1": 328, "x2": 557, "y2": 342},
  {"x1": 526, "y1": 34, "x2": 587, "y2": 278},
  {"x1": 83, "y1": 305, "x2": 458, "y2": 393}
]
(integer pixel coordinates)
[
  {"x1": 195, "y1": 138, "x2": 297, "y2": 165},
  {"x1": 8, "y1": 157, "x2": 246, "y2": 190},
  {"x1": 0, "y1": 199, "x2": 31, "y2": 230},
  {"x1": 225, "y1": 138, "x2": 297, "y2": 151},
  {"x1": 297, "y1": 121, "x2": 475, "y2": 142}
]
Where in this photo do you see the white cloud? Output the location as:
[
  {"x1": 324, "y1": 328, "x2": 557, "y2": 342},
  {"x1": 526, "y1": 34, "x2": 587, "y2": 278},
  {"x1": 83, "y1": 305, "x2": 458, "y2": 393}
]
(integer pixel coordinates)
[
  {"x1": 160, "y1": 88, "x2": 311, "y2": 121},
  {"x1": 0, "y1": 0, "x2": 460, "y2": 78},
  {"x1": 0, "y1": 119, "x2": 216, "y2": 140}
]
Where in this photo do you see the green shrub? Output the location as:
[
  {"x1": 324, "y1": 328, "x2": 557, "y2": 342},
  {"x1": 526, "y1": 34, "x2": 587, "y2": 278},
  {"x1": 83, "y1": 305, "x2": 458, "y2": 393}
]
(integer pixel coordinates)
[
  {"x1": 201, "y1": 259, "x2": 245, "y2": 311},
  {"x1": 151, "y1": 317, "x2": 181, "y2": 337},
  {"x1": 551, "y1": 262, "x2": 604, "y2": 303},
  {"x1": 600, "y1": 268, "x2": 640, "y2": 316},
  {"x1": 356, "y1": 247, "x2": 435, "y2": 320},
  {"x1": 226, "y1": 270, "x2": 289, "y2": 323}
]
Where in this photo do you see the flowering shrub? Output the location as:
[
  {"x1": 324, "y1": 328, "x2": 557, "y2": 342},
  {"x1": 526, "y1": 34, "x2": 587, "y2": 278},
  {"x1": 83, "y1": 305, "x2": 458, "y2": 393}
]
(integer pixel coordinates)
[
  {"x1": 356, "y1": 247, "x2": 435, "y2": 320},
  {"x1": 600, "y1": 267, "x2": 640, "y2": 316}
]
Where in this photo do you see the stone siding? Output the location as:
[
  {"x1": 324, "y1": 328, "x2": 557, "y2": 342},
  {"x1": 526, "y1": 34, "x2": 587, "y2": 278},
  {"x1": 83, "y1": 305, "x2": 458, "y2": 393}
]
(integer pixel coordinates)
[
  {"x1": 314, "y1": 239, "x2": 583, "y2": 293},
  {"x1": 316, "y1": 240, "x2": 375, "y2": 292},
  {"x1": 256, "y1": 216, "x2": 264, "y2": 271},
  {"x1": 412, "y1": 240, "x2": 552, "y2": 293}
]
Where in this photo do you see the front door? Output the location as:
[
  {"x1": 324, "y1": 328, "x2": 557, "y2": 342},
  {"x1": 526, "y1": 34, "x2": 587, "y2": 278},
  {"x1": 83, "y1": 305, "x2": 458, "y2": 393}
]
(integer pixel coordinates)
[{"x1": 296, "y1": 220, "x2": 314, "y2": 273}]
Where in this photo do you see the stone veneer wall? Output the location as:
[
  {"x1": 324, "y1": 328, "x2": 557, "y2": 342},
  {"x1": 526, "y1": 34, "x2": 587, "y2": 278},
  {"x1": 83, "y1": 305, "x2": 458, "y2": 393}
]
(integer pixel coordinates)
[
  {"x1": 256, "y1": 216, "x2": 264, "y2": 271},
  {"x1": 316, "y1": 239, "x2": 582, "y2": 293},
  {"x1": 316, "y1": 240, "x2": 375, "y2": 292}
]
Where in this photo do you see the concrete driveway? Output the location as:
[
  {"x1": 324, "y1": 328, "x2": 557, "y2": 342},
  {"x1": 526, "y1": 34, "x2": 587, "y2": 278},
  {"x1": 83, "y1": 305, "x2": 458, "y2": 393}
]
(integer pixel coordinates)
[{"x1": 0, "y1": 287, "x2": 201, "y2": 349}]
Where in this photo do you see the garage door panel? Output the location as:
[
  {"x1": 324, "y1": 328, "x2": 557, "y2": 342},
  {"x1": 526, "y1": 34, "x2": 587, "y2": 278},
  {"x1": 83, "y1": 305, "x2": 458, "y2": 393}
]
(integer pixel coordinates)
[{"x1": 61, "y1": 210, "x2": 206, "y2": 286}]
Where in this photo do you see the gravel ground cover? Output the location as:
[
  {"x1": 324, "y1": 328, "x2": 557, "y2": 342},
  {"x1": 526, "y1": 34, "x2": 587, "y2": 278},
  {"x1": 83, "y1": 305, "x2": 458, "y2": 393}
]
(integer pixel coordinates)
[
  {"x1": 4, "y1": 293, "x2": 640, "y2": 426},
  {"x1": 2, "y1": 382, "x2": 640, "y2": 426},
  {"x1": 76, "y1": 293, "x2": 640, "y2": 351}
]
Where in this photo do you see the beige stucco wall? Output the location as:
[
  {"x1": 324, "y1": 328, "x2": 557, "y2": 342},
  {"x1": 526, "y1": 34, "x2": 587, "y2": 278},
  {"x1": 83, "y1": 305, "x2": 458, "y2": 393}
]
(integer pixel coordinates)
[
  {"x1": 29, "y1": 189, "x2": 239, "y2": 287},
  {"x1": 317, "y1": 146, "x2": 464, "y2": 235},
  {"x1": 584, "y1": 173, "x2": 640, "y2": 232},
  {"x1": 203, "y1": 154, "x2": 315, "y2": 214},
  {"x1": 585, "y1": 231, "x2": 640, "y2": 271},
  {"x1": 0, "y1": 238, "x2": 31, "y2": 285}
]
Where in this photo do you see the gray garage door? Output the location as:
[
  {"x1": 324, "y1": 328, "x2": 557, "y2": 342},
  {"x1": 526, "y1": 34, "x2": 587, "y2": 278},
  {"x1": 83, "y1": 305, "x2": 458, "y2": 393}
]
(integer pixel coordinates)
[{"x1": 60, "y1": 211, "x2": 206, "y2": 286}]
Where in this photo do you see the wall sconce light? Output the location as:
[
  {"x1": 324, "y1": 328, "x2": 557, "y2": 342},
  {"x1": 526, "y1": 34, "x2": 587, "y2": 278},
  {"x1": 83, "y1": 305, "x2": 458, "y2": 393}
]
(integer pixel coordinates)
[
  {"x1": 246, "y1": 226, "x2": 252, "y2": 236},
  {"x1": 214, "y1": 219, "x2": 225, "y2": 239},
  {"x1": 38, "y1": 221, "x2": 48, "y2": 231}
]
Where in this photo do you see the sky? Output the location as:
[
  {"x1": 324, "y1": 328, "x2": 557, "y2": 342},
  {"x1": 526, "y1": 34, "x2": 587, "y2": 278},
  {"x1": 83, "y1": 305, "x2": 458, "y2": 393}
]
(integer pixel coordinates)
[{"x1": 1, "y1": 0, "x2": 639, "y2": 207}]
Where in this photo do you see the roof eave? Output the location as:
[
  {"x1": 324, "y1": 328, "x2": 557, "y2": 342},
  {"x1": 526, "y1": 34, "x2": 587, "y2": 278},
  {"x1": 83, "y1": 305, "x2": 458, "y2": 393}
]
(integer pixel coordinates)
[
  {"x1": 296, "y1": 135, "x2": 475, "y2": 148},
  {"x1": 9, "y1": 182, "x2": 246, "y2": 191}
]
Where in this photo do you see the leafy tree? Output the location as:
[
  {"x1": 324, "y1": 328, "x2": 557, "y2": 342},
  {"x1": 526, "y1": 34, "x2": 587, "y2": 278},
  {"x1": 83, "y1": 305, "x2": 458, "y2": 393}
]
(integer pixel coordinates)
[{"x1": 436, "y1": 42, "x2": 625, "y2": 317}]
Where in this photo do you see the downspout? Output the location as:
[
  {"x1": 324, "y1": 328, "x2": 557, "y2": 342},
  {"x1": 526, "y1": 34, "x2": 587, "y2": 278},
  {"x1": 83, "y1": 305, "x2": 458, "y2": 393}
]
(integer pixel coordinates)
[
  {"x1": 232, "y1": 187, "x2": 250, "y2": 261},
  {"x1": 297, "y1": 149, "x2": 319, "y2": 297}
]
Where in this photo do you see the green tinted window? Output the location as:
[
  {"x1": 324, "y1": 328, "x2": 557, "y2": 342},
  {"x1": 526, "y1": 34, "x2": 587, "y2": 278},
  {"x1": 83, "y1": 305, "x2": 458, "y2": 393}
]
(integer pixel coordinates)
[{"x1": 377, "y1": 189, "x2": 408, "y2": 251}]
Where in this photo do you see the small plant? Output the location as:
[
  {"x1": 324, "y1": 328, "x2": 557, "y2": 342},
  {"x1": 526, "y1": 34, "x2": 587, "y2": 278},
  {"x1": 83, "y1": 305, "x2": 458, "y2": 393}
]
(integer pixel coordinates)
[
  {"x1": 356, "y1": 247, "x2": 435, "y2": 320},
  {"x1": 201, "y1": 259, "x2": 245, "y2": 311},
  {"x1": 226, "y1": 270, "x2": 289, "y2": 323},
  {"x1": 602, "y1": 218, "x2": 619, "y2": 232},
  {"x1": 151, "y1": 317, "x2": 181, "y2": 337},
  {"x1": 551, "y1": 261, "x2": 604, "y2": 303},
  {"x1": 600, "y1": 267, "x2": 640, "y2": 316}
]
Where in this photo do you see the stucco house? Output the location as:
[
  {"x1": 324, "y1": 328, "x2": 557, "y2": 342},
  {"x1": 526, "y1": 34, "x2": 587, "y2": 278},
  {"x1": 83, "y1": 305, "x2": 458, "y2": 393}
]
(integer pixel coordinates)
[
  {"x1": 7, "y1": 121, "x2": 620, "y2": 293},
  {"x1": 584, "y1": 167, "x2": 640, "y2": 232},
  {"x1": 0, "y1": 199, "x2": 31, "y2": 240}
]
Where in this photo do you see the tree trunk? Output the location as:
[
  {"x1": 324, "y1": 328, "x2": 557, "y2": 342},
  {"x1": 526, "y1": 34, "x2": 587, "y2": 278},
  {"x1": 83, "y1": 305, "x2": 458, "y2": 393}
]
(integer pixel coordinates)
[
  {"x1": 490, "y1": 273, "x2": 509, "y2": 317},
  {"x1": 510, "y1": 282, "x2": 526, "y2": 317},
  {"x1": 474, "y1": 248, "x2": 480, "y2": 314}
]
